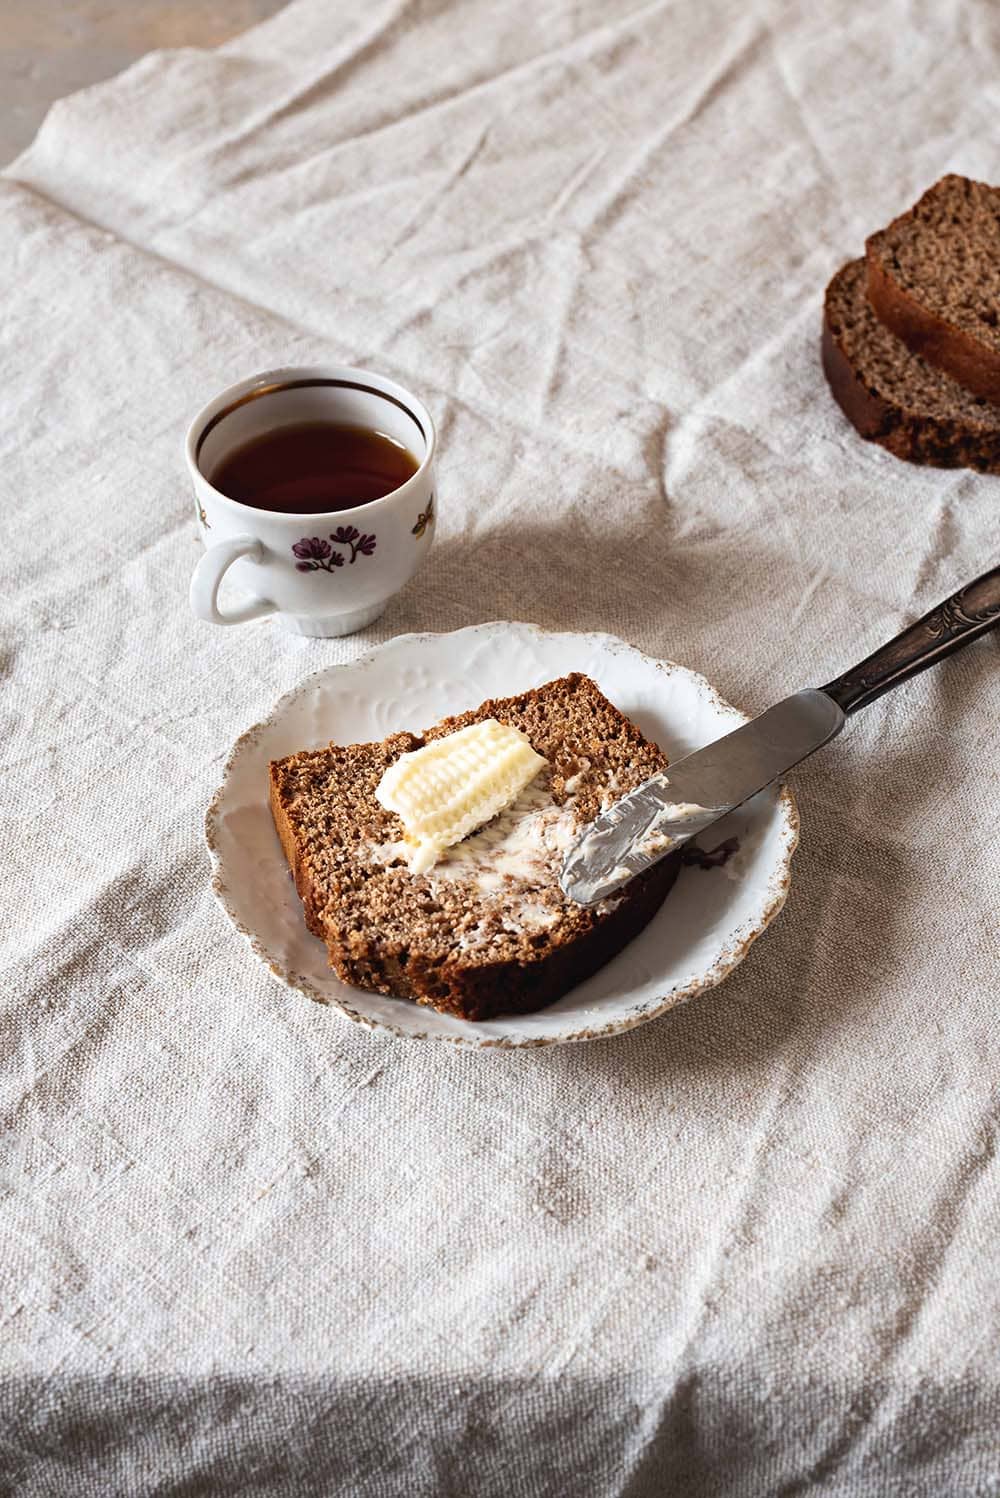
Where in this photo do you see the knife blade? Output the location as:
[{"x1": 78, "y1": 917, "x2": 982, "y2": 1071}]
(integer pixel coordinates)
[{"x1": 559, "y1": 689, "x2": 845, "y2": 906}]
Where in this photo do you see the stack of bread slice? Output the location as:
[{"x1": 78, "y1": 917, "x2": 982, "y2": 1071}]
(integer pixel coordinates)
[{"x1": 822, "y1": 175, "x2": 1000, "y2": 471}]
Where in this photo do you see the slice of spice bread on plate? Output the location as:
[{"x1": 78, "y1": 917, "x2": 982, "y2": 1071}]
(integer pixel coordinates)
[
  {"x1": 865, "y1": 174, "x2": 1000, "y2": 405},
  {"x1": 269, "y1": 673, "x2": 681, "y2": 1022},
  {"x1": 822, "y1": 257, "x2": 1000, "y2": 472}
]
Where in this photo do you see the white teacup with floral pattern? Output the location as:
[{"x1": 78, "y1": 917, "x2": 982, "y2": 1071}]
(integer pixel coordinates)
[{"x1": 186, "y1": 365, "x2": 436, "y2": 637}]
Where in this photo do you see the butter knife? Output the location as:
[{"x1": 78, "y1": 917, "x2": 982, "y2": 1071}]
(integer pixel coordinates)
[{"x1": 560, "y1": 564, "x2": 1000, "y2": 906}]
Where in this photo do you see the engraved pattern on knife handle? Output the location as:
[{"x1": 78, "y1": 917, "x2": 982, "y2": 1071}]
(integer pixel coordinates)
[{"x1": 821, "y1": 564, "x2": 1000, "y2": 715}]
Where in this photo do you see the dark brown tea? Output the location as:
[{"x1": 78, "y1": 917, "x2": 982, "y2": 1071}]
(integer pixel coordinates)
[{"x1": 210, "y1": 422, "x2": 419, "y2": 513}]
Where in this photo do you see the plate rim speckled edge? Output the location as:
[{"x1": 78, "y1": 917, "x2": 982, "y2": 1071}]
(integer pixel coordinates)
[{"x1": 205, "y1": 622, "x2": 800, "y2": 1048}]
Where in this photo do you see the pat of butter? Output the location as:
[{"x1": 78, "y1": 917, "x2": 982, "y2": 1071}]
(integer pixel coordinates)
[{"x1": 375, "y1": 718, "x2": 547, "y2": 874}]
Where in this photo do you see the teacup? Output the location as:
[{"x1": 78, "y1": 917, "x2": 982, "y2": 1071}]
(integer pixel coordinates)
[{"x1": 186, "y1": 365, "x2": 436, "y2": 636}]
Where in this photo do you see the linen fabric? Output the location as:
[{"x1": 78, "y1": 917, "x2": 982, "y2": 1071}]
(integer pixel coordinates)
[{"x1": 2, "y1": 1, "x2": 999, "y2": 1492}]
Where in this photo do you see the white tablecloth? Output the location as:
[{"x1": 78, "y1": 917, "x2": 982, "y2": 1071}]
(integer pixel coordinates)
[{"x1": 2, "y1": 1, "x2": 999, "y2": 1492}]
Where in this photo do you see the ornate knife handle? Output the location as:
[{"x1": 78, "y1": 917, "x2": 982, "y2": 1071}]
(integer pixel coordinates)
[{"x1": 822, "y1": 564, "x2": 1000, "y2": 714}]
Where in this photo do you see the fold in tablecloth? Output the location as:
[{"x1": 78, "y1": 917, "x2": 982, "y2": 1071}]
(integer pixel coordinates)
[{"x1": 1, "y1": 1, "x2": 998, "y2": 1493}]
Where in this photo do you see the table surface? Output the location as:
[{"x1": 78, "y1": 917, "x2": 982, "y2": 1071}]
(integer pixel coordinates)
[
  {"x1": 2, "y1": 2, "x2": 999, "y2": 1494},
  {"x1": 0, "y1": 0, "x2": 284, "y2": 164}
]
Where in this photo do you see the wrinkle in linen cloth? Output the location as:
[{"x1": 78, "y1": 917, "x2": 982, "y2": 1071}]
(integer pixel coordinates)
[{"x1": 1, "y1": 1, "x2": 999, "y2": 1494}]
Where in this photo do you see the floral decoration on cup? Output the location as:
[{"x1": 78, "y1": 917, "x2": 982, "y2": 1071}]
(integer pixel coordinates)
[
  {"x1": 412, "y1": 493, "x2": 434, "y2": 539},
  {"x1": 292, "y1": 529, "x2": 377, "y2": 573}
]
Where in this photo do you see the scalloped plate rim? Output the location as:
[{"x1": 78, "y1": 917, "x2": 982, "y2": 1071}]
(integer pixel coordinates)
[{"x1": 205, "y1": 622, "x2": 799, "y2": 1047}]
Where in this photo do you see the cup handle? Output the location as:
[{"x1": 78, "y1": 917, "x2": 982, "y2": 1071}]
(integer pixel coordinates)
[{"x1": 189, "y1": 535, "x2": 278, "y2": 626}]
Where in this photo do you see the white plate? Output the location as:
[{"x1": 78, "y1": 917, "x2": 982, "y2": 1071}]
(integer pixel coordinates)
[{"x1": 206, "y1": 622, "x2": 798, "y2": 1047}]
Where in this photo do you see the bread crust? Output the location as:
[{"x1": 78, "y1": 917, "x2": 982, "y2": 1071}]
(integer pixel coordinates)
[
  {"x1": 866, "y1": 238, "x2": 1000, "y2": 407},
  {"x1": 821, "y1": 312, "x2": 896, "y2": 444}
]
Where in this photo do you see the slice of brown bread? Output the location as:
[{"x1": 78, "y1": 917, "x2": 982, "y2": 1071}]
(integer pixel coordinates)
[
  {"x1": 269, "y1": 674, "x2": 681, "y2": 1022},
  {"x1": 821, "y1": 257, "x2": 1000, "y2": 472},
  {"x1": 866, "y1": 174, "x2": 1000, "y2": 404}
]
